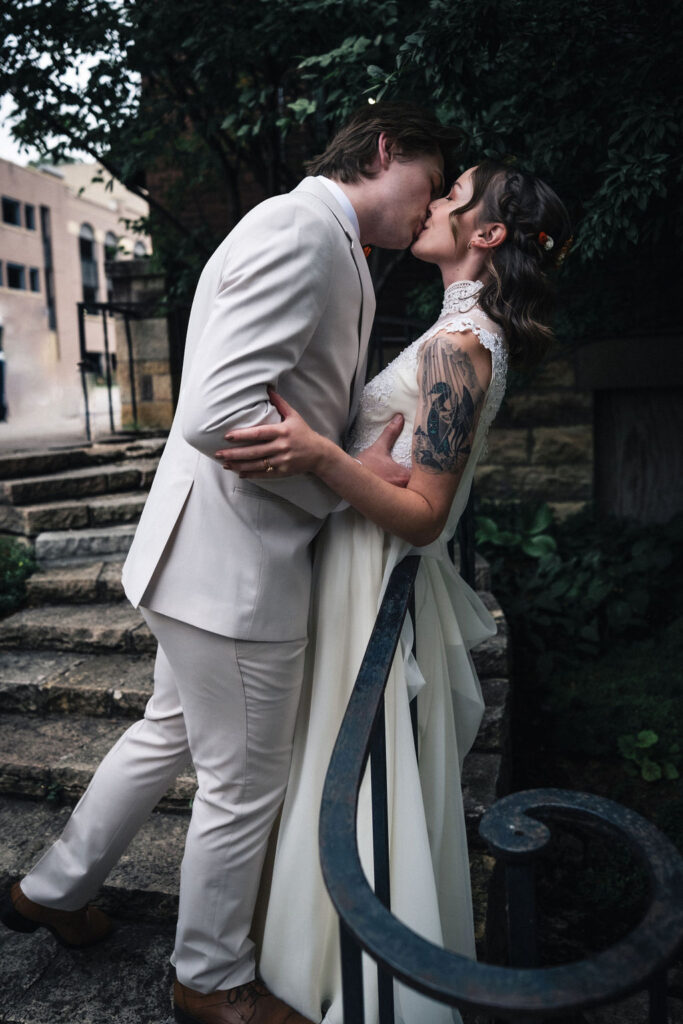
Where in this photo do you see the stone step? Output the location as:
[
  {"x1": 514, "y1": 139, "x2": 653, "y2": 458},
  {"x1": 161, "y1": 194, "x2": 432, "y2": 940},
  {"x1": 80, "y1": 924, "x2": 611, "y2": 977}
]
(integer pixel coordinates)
[
  {"x1": 0, "y1": 794, "x2": 183, "y2": 923},
  {"x1": 0, "y1": 460, "x2": 159, "y2": 508},
  {"x1": 0, "y1": 491, "x2": 148, "y2": 538},
  {"x1": 0, "y1": 791, "x2": 179, "y2": 1022},
  {"x1": 0, "y1": 597, "x2": 504, "y2": 673},
  {"x1": 0, "y1": 604, "x2": 155, "y2": 655},
  {"x1": 0, "y1": 913, "x2": 177, "y2": 1023},
  {"x1": 0, "y1": 650, "x2": 154, "y2": 718},
  {"x1": 0, "y1": 701, "x2": 496, "y2": 845},
  {"x1": 0, "y1": 437, "x2": 166, "y2": 481},
  {"x1": 35, "y1": 524, "x2": 137, "y2": 565},
  {"x1": 26, "y1": 560, "x2": 126, "y2": 606},
  {"x1": 0, "y1": 713, "x2": 196, "y2": 812},
  {"x1": 0, "y1": 794, "x2": 494, "y2": 1023}
]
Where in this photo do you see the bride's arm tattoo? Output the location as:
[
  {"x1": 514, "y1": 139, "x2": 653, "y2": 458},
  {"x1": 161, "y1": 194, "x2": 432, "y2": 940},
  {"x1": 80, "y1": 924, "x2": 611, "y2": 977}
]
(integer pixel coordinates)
[{"x1": 413, "y1": 335, "x2": 486, "y2": 473}]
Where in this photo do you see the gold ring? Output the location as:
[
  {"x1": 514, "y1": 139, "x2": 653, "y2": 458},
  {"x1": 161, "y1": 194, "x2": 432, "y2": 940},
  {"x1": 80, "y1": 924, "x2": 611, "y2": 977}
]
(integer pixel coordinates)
[{"x1": 264, "y1": 458, "x2": 274, "y2": 474}]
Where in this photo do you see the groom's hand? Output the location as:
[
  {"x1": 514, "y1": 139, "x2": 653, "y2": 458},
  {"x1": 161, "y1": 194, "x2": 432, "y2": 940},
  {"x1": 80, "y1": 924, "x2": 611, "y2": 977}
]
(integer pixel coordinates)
[{"x1": 359, "y1": 415, "x2": 410, "y2": 488}]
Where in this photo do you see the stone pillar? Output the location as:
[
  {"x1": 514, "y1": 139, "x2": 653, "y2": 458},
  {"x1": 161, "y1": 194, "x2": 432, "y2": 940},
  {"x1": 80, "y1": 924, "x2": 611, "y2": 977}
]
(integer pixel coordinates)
[
  {"x1": 107, "y1": 261, "x2": 174, "y2": 430},
  {"x1": 576, "y1": 335, "x2": 683, "y2": 523}
]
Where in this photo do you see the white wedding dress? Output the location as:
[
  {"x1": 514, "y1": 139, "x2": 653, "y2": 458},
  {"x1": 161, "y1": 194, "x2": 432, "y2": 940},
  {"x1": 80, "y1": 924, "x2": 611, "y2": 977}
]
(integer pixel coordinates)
[{"x1": 258, "y1": 281, "x2": 509, "y2": 1023}]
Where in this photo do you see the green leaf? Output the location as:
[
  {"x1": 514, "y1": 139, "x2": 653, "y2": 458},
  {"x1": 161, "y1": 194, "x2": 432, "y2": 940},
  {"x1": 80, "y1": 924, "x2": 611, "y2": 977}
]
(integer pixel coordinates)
[
  {"x1": 641, "y1": 758, "x2": 662, "y2": 783},
  {"x1": 663, "y1": 763, "x2": 680, "y2": 781},
  {"x1": 636, "y1": 730, "x2": 658, "y2": 749},
  {"x1": 618, "y1": 735, "x2": 637, "y2": 759},
  {"x1": 522, "y1": 535, "x2": 558, "y2": 559},
  {"x1": 529, "y1": 504, "x2": 554, "y2": 535}
]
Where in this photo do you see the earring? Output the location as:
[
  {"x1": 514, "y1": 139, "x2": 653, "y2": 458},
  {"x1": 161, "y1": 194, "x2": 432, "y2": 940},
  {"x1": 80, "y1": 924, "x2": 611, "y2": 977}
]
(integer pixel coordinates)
[{"x1": 467, "y1": 240, "x2": 473, "y2": 250}]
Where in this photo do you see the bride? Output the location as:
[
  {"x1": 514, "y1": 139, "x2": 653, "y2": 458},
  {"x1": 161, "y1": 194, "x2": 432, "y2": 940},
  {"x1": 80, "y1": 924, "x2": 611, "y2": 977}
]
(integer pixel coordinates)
[{"x1": 218, "y1": 161, "x2": 571, "y2": 1023}]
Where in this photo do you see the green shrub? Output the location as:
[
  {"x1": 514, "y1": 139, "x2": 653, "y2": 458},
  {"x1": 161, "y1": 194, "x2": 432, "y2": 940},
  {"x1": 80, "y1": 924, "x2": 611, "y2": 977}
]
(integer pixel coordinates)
[
  {"x1": 0, "y1": 537, "x2": 35, "y2": 616},
  {"x1": 475, "y1": 503, "x2": 683, "y2": 680},
  {"x1": 475, "y1": 501, "x2": 683, "y2": 850}
]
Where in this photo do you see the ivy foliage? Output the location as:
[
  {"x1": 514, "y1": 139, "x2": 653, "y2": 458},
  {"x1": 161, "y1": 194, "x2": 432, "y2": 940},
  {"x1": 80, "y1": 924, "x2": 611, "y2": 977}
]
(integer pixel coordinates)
[{"x1": 0, "y1": 537, "x2": 35, "y2": 617}]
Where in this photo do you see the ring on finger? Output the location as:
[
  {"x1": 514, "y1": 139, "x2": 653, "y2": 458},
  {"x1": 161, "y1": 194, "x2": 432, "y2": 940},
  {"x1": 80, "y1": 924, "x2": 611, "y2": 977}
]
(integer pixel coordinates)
[{"x1": 263, "y1": 457, "x2": 274, "y2": 474}]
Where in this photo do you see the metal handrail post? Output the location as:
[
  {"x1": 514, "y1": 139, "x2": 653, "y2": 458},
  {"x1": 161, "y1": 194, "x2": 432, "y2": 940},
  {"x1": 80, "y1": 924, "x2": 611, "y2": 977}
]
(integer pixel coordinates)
[{"x1": 101, "y1": 306, "x2": 115, "y2": 433}]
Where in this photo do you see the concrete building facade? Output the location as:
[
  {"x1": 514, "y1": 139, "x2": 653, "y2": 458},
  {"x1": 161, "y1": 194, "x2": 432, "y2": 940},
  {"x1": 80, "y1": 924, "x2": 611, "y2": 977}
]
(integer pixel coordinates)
[{"x1": 0, "y1": 158, "x2": 149, "y2": 440}]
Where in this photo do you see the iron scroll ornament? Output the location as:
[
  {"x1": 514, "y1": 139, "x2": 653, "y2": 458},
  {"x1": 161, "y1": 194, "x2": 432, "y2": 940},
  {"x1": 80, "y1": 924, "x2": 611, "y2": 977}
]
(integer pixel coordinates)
[{"x1": 318, "y1": 556, "x2": 683, "y2": 1020}]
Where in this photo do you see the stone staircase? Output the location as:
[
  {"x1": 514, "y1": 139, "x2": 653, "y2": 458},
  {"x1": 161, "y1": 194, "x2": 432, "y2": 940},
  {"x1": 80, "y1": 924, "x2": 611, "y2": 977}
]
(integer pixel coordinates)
[{"x1": 0, "y1": 438, "x2": 510, "y2": 1023}]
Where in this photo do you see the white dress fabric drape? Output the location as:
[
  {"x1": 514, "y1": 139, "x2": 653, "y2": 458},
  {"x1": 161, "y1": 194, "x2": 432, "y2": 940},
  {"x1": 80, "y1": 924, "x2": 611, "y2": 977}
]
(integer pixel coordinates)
[{"x1": 258, "y1": 283, "x2": 509, "y2": 1024}]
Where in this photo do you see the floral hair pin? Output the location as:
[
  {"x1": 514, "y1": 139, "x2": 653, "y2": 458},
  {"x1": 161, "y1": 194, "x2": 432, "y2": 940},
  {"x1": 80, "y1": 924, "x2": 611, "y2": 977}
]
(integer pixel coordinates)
[
  {"x1": 554, "y1": 234, "x2": 574, "y2": 266},
  {"x1": 538, "y1": 231, "x2": 554, "y2": 251}
]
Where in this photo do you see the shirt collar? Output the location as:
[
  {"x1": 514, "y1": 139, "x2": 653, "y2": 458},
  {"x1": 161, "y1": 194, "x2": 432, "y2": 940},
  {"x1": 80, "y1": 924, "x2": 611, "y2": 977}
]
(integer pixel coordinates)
[{"x1": 316, "y1": 176, "x2": 361, "y2": 240}]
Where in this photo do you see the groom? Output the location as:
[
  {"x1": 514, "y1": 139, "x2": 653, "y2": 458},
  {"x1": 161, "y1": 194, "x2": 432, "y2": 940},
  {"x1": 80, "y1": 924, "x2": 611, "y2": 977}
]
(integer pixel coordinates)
[{"x1": 4, "y1": 104, "x2": 449, "y2": 1024}]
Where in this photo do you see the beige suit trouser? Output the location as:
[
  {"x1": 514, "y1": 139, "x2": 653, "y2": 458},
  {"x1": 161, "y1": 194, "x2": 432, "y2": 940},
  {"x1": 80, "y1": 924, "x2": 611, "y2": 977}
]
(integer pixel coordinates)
[{"x1": 21, "y1": 607, "x2": 307, "y2": 993}]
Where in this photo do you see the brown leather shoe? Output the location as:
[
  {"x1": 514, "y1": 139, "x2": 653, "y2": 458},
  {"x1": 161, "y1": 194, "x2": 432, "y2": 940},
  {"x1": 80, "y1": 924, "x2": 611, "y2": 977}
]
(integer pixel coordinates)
[
  {"x1": 1, "y1": 882, "x2": 112, "y2": 948},
  {"x1": 173, "y1": 978, "x2": 317, "y2": 1024}
]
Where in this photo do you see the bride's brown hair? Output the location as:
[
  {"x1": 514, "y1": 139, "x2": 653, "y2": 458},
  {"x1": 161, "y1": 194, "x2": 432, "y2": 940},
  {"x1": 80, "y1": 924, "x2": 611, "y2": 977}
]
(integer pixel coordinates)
[{"x1": 453, "y1": 161, "x2": 572, "y2": 368}]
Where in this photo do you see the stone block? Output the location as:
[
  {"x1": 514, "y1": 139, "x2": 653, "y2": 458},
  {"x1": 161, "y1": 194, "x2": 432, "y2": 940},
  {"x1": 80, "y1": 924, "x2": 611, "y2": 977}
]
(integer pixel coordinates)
[
  {"x1": 0, "y1": 651, "x2": 153, "y2": 719},
  {"x1": 463, "y1": 752, "x2": 504, "y2": 843},
  {"x1": 26, "y1": 562, "x2": 102, "y2": 605},
  {"x1": 35, "y1": 524, "x2": 137, "y2": 564},
  {"x1": 500, "y1": 390, "x2": 592, "y2": 427},
  {"x1": 479, "y1": 428, "x2": 530, "y2": 465},
  {"x1": 531, "y1": 424, "x2": 593, "y2": 465},
  {"x1": 533, "y1": 356, "x2": 576, "y2": 390},
  {"x1": 548, "y1": 500, "x2": 589, "y2": 521},
  {"x1": 476, "y1": 678, "x2": 511, "y2": 754},
  {"x1": 97, "y1": 560, "x2": 126, "y2": 601},
  {"x1": 88, "y1": 492, "x2": 147, "y2": 526},
  {"x1": 0, "y1": 712, "x2": 195, "y2": 809},
  {"x1": 478, "y1": 592, "x2": 508, "y2": 638},
  {"x1": 471, "y1": 633, "x2": 509, "y2": 679},
  {"x1": 0, "y1": 602, "x2": 148, "y2": 654},
  {"x1": 475, "y1": 462, "x2": 593, "y2": 502}
]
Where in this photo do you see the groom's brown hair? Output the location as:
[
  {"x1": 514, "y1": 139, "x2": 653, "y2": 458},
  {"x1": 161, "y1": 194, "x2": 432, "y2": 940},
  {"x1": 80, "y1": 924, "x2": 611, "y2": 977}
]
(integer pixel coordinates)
[{"x1": 305, "y1": 102, "x2": 461, "y2": 184}]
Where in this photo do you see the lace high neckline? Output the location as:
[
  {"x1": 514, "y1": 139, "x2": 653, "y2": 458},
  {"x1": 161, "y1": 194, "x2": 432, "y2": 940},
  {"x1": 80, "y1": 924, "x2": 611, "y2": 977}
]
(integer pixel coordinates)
[{"x1": 440, "y1": 280, "x2": 483, "y2": 316}]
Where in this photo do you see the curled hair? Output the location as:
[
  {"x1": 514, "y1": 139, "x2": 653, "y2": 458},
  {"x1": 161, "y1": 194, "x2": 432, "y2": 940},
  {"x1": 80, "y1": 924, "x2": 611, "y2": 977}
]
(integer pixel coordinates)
[
  {"x1": 305, "y1": 102, "x2": 462, "y2": 184},
  {"x1": 453, "y1": 161, "x2": 572, "y2": 368}
]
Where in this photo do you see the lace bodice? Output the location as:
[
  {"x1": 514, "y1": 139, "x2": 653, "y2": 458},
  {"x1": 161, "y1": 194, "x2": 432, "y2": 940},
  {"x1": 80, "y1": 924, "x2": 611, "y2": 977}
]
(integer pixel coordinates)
[{"x1": 348, "y1": 280, "x2": 508, "y2": 470}]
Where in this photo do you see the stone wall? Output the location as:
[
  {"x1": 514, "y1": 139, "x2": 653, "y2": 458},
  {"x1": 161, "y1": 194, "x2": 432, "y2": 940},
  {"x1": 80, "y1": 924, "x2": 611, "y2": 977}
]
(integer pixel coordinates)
[{"x1": 475, "y1": 348, "x2": 594, "y2": 518}]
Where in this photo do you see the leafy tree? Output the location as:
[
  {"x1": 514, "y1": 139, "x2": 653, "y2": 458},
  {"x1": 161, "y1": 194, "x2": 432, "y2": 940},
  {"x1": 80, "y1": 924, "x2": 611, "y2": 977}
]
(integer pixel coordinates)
[
  {"x1": 2, "y1": 0, "x2": 680, "y2": 332},
  {"x1": 0, "y1": 0, "x2": 407, "y2": 301}
]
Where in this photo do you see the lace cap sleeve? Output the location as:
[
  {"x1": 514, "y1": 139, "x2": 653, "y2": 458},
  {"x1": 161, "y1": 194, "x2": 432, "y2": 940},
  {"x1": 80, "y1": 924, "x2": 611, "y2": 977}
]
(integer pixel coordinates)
[{"x1": 417, "y1": 312, "x2": 508, "y2": 457}]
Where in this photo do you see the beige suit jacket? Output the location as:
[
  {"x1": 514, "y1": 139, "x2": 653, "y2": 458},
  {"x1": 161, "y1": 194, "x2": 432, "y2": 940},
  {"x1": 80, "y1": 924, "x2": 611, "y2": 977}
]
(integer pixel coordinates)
[{"x1": 121, "y1": 178, "x2": 375, "y2": 640}]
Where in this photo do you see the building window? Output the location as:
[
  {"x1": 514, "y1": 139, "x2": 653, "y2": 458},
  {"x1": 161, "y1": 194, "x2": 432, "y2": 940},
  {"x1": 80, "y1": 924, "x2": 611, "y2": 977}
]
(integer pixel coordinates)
[
  {"x1": 7, "y1": 263, "x2": 26, "y2": 290},
  {"x1": 133, "y1": 241, "x2": 147, "y2": 258},
  {"x1": 25, "y1": 204, "x2": 36, "y2": 230},
  {"x1": 105, "y1": 231, "x2": 118, "y2": 261},
  {"x1": 29, "y1": 267, "x2": 40, "y2": 292},
  {"x1": 2, "y1": 196, "x2": 22, "y2": 227},
  {"x1": 79, "y1": 223, "x2": 99, "y2": 304},
  {"x1": 40, "y1": 206, "x2": 57, "y2": 330}
]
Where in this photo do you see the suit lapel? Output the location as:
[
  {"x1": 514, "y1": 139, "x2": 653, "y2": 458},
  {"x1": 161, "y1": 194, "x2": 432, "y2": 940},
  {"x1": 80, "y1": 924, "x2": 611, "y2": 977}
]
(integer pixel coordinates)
[
  {"x1": 293, "y1": 179, "x2": 376, "y2": 423},
  {"x1": 346, "y1": 236, "x2": 375, "y2": 423}
]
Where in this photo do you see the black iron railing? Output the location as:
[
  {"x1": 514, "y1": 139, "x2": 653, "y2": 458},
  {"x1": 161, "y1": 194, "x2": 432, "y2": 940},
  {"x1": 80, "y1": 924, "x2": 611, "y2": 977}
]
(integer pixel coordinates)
[
  {"x1": 77, "y1": 300, "x2": 141, "y2": 441},
  {"x1": 319, "y1": 555, "x2": 683, "y2": 1022}
]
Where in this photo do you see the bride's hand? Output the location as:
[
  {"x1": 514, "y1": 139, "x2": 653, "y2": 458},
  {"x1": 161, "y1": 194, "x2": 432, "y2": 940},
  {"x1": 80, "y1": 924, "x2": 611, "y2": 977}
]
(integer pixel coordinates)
[{"x1": 215, "y1": 389, "x2": 326, "y2": 478}]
